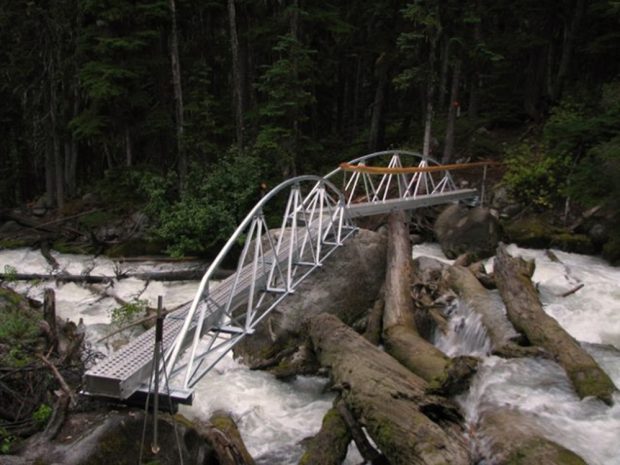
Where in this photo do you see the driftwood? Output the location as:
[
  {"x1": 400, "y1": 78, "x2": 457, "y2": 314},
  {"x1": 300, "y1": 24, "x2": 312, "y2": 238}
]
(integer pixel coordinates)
[
  {"x1": 446, "y1": 266, "x2": 522, "y2": 351},
  {"x1": 334, "y1": 400, "x2": 387, "y2": 465},
  {"x1": 298, "y1": 405, "x2": 352, "y2": 465},
  {"x1": 477, "y1": 408, "x2": 587, "y2": 465},
  {"x1": 362, "y1": 284, "x2": 384, "y2": 345},
  {"x1": 309, "y1": 313, "x2": 469, "y2": 465},
  {"x1": 0, "y1": 268, "x2": 232, "y2": 284},
  {"x1": 495, "y1": 244, "x2": 617, "y2": 404},
  {"x1": 199, "y1": 411, "x2": 256, "y2": 465},
  {"x1": 382, "y1": 212, "x2": 477, "y2": 394}
]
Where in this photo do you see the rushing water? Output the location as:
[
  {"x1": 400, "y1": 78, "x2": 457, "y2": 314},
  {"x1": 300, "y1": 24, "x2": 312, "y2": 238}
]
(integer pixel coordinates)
[
  {"x1": 1, "y1": 244, "x2": 619, "y2": 464},
  {"x1": 414, "y1": 243, "x2": 620, "y2": 465},
  {"x1": 0, "y1": 247, "x2": 362, "y2": 464}
]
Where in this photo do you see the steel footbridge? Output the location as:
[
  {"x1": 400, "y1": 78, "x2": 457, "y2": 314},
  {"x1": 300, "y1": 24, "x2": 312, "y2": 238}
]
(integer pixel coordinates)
[{"x1": 83, "y1": 150, "x2": 491, "y2": 404}]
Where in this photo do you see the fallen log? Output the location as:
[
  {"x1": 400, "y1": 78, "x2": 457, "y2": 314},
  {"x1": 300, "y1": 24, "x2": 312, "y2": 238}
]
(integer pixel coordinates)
[
  {"x1": 0, "y1": 268, "x2": 232, "y2": 284},
  {"x1": 477, "y1": 408, "x2": 587, "y2": 465},
  {"x1": 309, "y1": 313, "x2": 469, "y2": 465},
  {"x1": 445, "y1": 265, "x2": 523, "y2": 353},
  {"x1": 335, "y1": 399, "x2": 387, "y2": 465},
  {"x1": 298, "y1": 405, "x2": 352, "y2": 465},
  {"x1": 383, "y1": 212, "x2": 477, "y2": 394},
  {"x1": 363, "y1": 284, "x2": 384, "y2": 345},
  {"x1": 494, "y1": 244, "x2": 617, "y2": 404}
]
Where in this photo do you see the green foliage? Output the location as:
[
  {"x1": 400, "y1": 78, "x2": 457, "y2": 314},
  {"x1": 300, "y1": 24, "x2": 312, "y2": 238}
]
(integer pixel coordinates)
[
  {"x1": 0, "y1": 426, "x2": 15, "y2": 454},
  {"x1": 0, "y1": 297, "x2": 40, "y2": 367},
  {"x1": 135, "y1": 151, "x2": 264, "y2": 257},
  {"x1": 3, "y1": 265, "x2": 17, "y2": 282},
  {"x1": 542, "y1": 82, "x2": 620, "y2": 208},
  {"x1": 110, "y1": 299, "x2": 148, "y2": 327},
  {"x1": 254, "y1": 34, "x2": 317, "y2": 176},
  {"x1": 503, "y1": 143, "x2": 570, "y2": 209},
  {"x1": 32, "y1": 403, "x2": 53, "y2": 427}
]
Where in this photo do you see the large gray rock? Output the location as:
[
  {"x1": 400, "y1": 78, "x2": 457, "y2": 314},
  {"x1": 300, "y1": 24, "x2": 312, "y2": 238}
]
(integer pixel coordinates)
[
  {"x1": 434, "y1": 204, "x2": 500, "y2": 259},
  {"x1": 234, "y1": 228, "x2": 387, "y2": 367},
  {"x1": 16, "y1": 410, "x2": 217, "y2": 465}
]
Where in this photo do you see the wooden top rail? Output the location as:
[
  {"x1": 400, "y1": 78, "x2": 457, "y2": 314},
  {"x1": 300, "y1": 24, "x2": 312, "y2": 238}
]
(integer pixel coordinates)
[{"x1": 339, "y1": 160, "x2": 499, "y2": 175}]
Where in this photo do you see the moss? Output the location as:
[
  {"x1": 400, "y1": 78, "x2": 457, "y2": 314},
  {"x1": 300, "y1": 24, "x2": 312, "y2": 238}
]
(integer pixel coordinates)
[
  {"x1": 0, "y1": 238, "x2": 33, "y2": 249},
  {"x1": 602, "y1": 236, "x2": 620, "y2": 265},
  {"x1": 550, "y1": 233, "x2": 594, "y2": 254},
  {"x1": 504, "y1": 215, "x2": 595, "y2": 254},
  {"x1": 51, "y1": 239, "x2": 96, "y2": 255},
  {"x1": 503, "y1": 215, "x2": 558, "y2": 248},
  {"x1": 568, "y1": 366, "x2": 615, "y2": 405},
  {"x1": 505, "y1": 438, "x2": 587, "y2": 465},
  {"x1": 105, "y1": 238, "x2": 165, "y2": 257},
  {"x1": 77, "y1": 211, "x2": 117, "y2": 229}
]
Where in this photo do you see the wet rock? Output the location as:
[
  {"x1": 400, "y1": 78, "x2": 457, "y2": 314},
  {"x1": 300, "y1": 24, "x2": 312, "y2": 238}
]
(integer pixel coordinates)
[
  {"x1": 434, "y1": 204, "x2": 500, "y2": 259},
  {"x1": 18, "y1": 410, "x2": 219, "y2": 465},
  {"x1": 0, "y1": 220, "x2": 22, "y2": 234},
  {"x1": 234, "y1": 228, "x2": 386, "y2": 368}
]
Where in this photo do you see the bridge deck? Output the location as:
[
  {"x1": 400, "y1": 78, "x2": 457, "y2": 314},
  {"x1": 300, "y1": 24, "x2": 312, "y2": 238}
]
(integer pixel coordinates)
[
  {"x1": 83, "y1": 188, "x2": 478, "y2": 402},
  {"x1": 84, "y1": 214, "x2": 332, "y2": 400}
]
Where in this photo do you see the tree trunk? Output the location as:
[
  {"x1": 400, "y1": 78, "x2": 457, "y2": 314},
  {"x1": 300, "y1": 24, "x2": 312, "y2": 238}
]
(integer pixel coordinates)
[
  {"x1": 298, "y1": 405, "x2": 351, "y2": 465},
  {"x1": 422, "y1": 37, "x2": 437, "y2": 158},
  {"x1": 124, "y1": 126, "x2": 132, "y2": 167},
  {"x1": 382, "y1": 212, "x2": 452, "y2": 382},
  {"x1": 437, "y1": 38, "x2": 450, "y2": 111},
  {"x1": 441, "y1": 59, "x2": 461, "y2": 164},
  {"x1": 363, "y1": 284, "x2": 384, "y2": 345},
  {"x1": 309, "y1": 313, "x2": 469, "y2": 465},
  {"x1": 368, "y1": 54, "x2": 388, "y2": 152},
  {"x1": 494, "y1": 244, "x2": 617, "y2": 404},
  {"x1": 446, "y1": 265, "x2": 521, "y2": 350},
  {"x1": 551, "y1": 0, "x2": 585, "y2": 102},
  {"x1": 49, "y1": 67, "x2": 64, "y2": 210},
  {"x1": 228, "y1": 0, "x2": 244, "y2": 148},
  {"x1": 169, "y1": 0, "x2": 186, "y2": 191},
  {"x1": 45, "y1": 140, "x2": 56, "y2": 208}
]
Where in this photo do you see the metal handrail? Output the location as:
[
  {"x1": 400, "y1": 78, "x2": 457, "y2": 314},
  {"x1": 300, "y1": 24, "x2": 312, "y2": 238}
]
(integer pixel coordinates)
[{"x1": 165, "y1": 175, "x2": 347, "y2": 381}]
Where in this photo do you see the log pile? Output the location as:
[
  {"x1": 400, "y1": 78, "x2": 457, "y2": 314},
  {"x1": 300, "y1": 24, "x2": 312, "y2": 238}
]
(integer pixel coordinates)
[{"x1": 297, "y1": 216, "x2": 597, "y2": 465}]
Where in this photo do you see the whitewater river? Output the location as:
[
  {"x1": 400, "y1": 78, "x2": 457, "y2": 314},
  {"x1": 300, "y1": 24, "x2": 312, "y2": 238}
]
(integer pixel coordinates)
[{"x1": 1, "y1": 244, "x2": 619, "y2": 464}]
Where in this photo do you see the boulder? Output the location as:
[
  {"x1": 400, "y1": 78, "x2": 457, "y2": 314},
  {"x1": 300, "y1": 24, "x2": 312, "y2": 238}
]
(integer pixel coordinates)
[
  {"x1": 234, "y1": 228, "x2": 387, "y2": 368},
  {"x1": 17, "y1": 410, "x2": 218, "y2": 465},
  {"x1": 434, "y1": 204, "x2": 500, "y2": 259}
]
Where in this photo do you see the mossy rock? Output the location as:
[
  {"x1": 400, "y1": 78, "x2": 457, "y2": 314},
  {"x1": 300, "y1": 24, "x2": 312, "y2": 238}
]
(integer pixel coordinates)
[
  {"x1": 502, "y1": 215, "x2": 558, "y2": 248},
  {"x1": 504, "y1": 216, "x2": 594, "y2": 254},
  {"x1": 77, "y1": 211, "x2": 117, "y2": 229},
  {"x1": 105, "y1": 238, "x2": 166, "y2": 258},
  {"x1": 550, "y1": 233, "x2": 594, "y2": 255},
  {"x1": 602, "y1": 236, "x2": 620, "y2": 265},
  {"x1": 0, "y1": 237, "x2": 37, "y2": 249},
  {"x1": 51, "y1": 239, "x2": 97, "y2": 255}
]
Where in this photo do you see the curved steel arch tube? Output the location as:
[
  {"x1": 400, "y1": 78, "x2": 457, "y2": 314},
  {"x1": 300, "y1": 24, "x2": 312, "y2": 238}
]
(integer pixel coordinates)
[{"x1": 165, "y1": 175, "x2": 355, "y2": 388}]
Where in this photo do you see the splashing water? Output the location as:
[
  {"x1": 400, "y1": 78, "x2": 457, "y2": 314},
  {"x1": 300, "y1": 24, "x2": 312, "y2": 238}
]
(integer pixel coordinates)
[
  {"x1": 0, "y1": 248, "x2": 362, "y2": 464},
  {"x1": 414, "y1": 243, "x2": 620, "y2": 465}
]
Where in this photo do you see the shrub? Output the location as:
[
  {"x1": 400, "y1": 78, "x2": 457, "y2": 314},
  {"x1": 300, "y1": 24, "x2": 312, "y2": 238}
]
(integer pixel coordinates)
[{"x1": 502, "y1": 142, "x2": 570, "y2": 209}]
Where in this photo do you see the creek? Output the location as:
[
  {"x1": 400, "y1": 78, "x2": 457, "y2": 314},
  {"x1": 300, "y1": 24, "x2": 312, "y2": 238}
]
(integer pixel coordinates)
[{"x1": 1, "y1": 243, "x2": 619, "y2": 464}]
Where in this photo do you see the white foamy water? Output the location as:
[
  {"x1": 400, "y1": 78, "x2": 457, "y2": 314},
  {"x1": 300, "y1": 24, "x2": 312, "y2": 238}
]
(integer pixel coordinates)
[
  {"x1": 413, "y1": 243, "x2": 620, "y2": 465},
  {"x1": 3, "y1": 244, "x2": 619, "y2": 464},
  {"x1": 0, "y1": 247, "x2": 362, "y2": 464}
]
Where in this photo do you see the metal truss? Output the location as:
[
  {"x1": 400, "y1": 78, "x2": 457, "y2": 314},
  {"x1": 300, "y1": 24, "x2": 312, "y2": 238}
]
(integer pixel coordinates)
[
  {"x1": 164, "y1": 175, "x2": 356, "y2": 390},
  {"x1": 323, "y1": 150, "x2": 459, "y2": 207}
]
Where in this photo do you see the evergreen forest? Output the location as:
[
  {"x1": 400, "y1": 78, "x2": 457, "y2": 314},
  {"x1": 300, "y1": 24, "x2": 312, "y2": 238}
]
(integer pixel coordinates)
[{"x1": 1, "y1": 0, "x2": 619, "y2": 257}]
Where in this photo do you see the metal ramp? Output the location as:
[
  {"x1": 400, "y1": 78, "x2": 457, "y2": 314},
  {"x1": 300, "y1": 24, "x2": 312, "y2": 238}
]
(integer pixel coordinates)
[{"x1": 84, "y1": 151, "x2": 488, "y2": 403}]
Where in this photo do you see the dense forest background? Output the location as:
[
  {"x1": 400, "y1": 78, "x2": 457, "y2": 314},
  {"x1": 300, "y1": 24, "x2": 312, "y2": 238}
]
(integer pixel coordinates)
[{"x1": 1, "y1": 0, "x2": 619, "y2": 256}]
